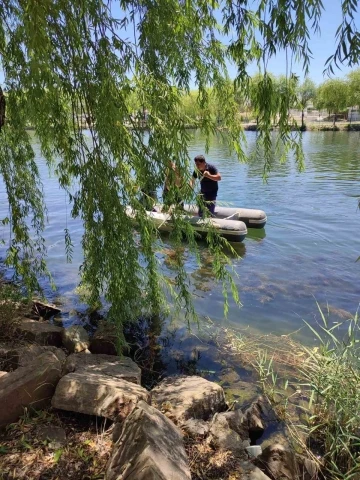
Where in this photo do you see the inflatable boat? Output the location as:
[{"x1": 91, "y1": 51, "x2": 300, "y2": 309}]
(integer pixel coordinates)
[
  {"x1": 126, "y1": 207, "x2": 247, "y2": 243},
  {"x1": 182, "y1": 204, "x2": 267, "y2": 229}
]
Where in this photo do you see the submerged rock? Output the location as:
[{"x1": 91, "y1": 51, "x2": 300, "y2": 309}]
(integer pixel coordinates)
[
  {"x1": 151, "y1": 375, "x2": 226, "y2": 424},
  {"x1": 106, "y1": 400, "x2": 191, "y2": 480}
]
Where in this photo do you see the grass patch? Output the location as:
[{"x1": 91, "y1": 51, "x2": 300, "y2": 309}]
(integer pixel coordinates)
[{"x1": 224, "y1": 305, "x2": 360, "y2": 480}]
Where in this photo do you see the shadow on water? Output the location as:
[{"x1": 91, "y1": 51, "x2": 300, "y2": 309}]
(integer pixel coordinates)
[
  {"x1": 121, "y1": 313, "x2": 255, "y2": 391},
  {"x1": 157, "y1": 229, "x2": 248, "y2": 259}
]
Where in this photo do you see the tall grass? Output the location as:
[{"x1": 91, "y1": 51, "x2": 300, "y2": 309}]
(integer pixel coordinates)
[
  {"x1": 226, "y1": 304, "x2": 360, "y2": 479},
  {"x1": 299, "y1": 305, "x2": 360, "y2": 479}
]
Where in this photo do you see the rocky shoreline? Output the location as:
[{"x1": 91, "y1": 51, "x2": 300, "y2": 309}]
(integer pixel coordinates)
[{"x1": 0, "y1": 303, "x2": 319, "y2": 480}]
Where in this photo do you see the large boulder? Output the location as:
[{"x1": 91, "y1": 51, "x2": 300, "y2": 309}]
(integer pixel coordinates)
[
  {"x1": 52, "y1": 373, "x2": 150, "y2": 420},
  {"x1": 0, "y1": 351, "x2": 62, "y2": 428},
  {"x1": 63, "y1": 353, "x2": 141, "y2": 384},
  {"x1": 2, "y1": 345, "x2": 66, "y2": 370},
  {"x1": 90, "y1": 322, "x2": 118, "y2": 356},
  {"x1": 62, "y1": 325, "x2": 90, "y2": 353},
  {"x1": 16, "y1": 319, "x2": 63, "y2": 346},
  {"x1": 106, "y1": 400, "x2": 191, "y2": 480},
  {"x1": 151, "y1": 375, "x2": 226, "y2": 424}
]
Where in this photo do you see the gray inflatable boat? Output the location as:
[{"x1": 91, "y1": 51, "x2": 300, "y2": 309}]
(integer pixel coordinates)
[
  {"x1": 126, "y1": 207, "x2": 248, "y2": 243},
  {"x1": 182, "y1": 204, "x2": 267, "y2": 229}
]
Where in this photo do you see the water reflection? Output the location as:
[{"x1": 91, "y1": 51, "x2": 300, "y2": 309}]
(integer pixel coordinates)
[{"x1": 0, "y1": 130, "x2": 358, "y2": 343}]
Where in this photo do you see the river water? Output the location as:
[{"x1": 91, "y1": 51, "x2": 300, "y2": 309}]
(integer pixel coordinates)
[{"x1": 0, "y1": 130, "x2": 359, "y2": 381}]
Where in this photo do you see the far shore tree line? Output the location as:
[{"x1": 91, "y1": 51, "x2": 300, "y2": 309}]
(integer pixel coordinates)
[{"x1": 127, "y1": 68, "x2": 360, "y2": 129}]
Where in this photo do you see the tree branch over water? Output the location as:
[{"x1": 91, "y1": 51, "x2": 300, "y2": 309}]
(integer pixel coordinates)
[{"x1": 0, "y1": 0, "x2": 358, "y2": 343}]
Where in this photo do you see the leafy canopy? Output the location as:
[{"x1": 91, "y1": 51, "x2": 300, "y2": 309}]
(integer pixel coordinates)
[{"x1": 0, "y1": 0, "x2": 359, "y2": 343}]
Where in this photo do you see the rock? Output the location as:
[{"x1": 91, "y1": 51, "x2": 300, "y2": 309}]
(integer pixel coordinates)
[
  {"x1": 90, "y1": 322, "x2": 118, "y2": 356},
  {"x1": 0, "y1": 371, "x2": 7, "y2": 379},
  {"x1": 52, "y1": 373, "x2": 150, "y2": 420},
  {"x1": 182, "y1": 418, "x2": 209, "y2": 438},
  {"x1": 208, "y1": 412, "x2": 248, "y2": 456},
  {"x1": 296, "y1": 454, "x2": 320, "y2": 480},
  {"x1": 240, "y1": 461, "x2": 272, "y2": 480},
  {"x1": 255, "y1": 443, "x2": 299, "y2": 480},
  {"x1": 244, "y1": 396, "x2": 277, "y2": 436},
  {"x1": 112, "y1": 422, "x2": 123, "y2": 443},
  {"x1": 225, "y1": 380, "x2": 261, "y2": 407},
  {"x1": 222, "y1": 409, "x2": 249, "y2": 439},
  {"x1": 219, "y1": 367, "x2": 241, "y2": 385},
  {"x1": 0, "y1": 351, "x2": 62, "y2": 428},
  {"x1": 63, "y1": 353, "x2": 141, "y2": 384},
  {"x1": 3, "y1": 345, "x2": 66, "y2": 371},
  {"x1": 151, "y1": 375, "x2": 226, "y2": 424},
  {"x1": 37, "y1": 425, "x2": 67, "y2": 450},
  {"x1": 106, "y1": 400, "x2": 191, "y2": 480},
  {"x1": 16, "y1": 319, "x2": 63, "y2": 347},
  {"x1": 260, "y1": 425, "x2": 290, "y2": 451},
  {"x1": 61, "y1": 325, "x2": 90, "y2": 353},
  {"x1": 245, "y1": 466, "x2": 272, "y2": 480}
]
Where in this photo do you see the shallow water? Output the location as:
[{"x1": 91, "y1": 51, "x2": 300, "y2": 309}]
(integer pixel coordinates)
[{"x1": 0, "y1": 130, "x2": 359, "y2": 380}]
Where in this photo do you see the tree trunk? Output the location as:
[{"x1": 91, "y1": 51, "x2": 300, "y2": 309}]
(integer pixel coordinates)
[
  {"x1": 301, "y1": 109, "x2": 304, "y2": 129},
  {"x1": 333, "y1": 113, "x2": 336, "y2": 127}
]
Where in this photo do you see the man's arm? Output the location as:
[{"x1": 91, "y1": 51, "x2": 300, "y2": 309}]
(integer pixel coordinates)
[{"x1": 202, "y1": 168, "x2": 221, "y2": 182}]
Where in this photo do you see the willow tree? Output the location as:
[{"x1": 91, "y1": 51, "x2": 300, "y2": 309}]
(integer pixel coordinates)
[
  {"x1": 0, "y1": 1, "x2": 359, "y2": 343},
  {"x1": 317, "y1": 79, "x2": 349, "y2": 125},
  {"x1": 297, "y1": 78, "x2": 317, "y2": 129}
]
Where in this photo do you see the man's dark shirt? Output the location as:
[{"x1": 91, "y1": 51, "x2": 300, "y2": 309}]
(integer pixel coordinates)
[{"x1": 192, "y1": 163, "x2": 219, "y2": 198}]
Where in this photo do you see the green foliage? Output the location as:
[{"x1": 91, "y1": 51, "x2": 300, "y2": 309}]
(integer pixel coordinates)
[
  {"x1": 300, "y1": 306, "x2": 360, "y2": 479},
  {"x1": 251, "y1": 304, "x2": 360, "y2": 480},
  {"x1": 0, "y1": 0, "x2": 359, "y2": 343},
  {"x1": 297, "y1": 78, "x2": 317, "y2": 128},
  {"x1": 297, "y1": 79, "x2": 317, "y2": 109},
  {"x1": 0, "y1": 280, "x2": 28, "y2": 341},
  {"x1": 316, "y1": 79, "x2": 349, "y2": 124},
  {"x1": 347, "y1": 68, "x2": 360, "y2": 107}
]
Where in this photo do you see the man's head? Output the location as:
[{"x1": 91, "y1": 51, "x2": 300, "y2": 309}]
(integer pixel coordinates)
[{"x1": 194, "y1": 154, "x2": 206, "y2": 171}]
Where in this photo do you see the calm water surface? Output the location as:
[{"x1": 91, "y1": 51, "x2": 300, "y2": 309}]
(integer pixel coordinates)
[{"x1": 0, "y1": 131, "x2": 359, "y2": 372}]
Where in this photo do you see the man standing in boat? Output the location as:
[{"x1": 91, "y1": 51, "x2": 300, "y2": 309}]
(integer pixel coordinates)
[{"x1": 192, "y1": 155, "x2": 221, "y2": 217}]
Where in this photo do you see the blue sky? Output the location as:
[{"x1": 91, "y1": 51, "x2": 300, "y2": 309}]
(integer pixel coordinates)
[
  {"x1": 224, "y1": 2, "x2": 358, "y2": 85},
  {"x1": 0, "y1": 2, "x2": 358, "y2": 87}
]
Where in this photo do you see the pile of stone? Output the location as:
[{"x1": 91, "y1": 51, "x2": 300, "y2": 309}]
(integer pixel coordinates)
[{"x1": 0, "y1": 318, "x2": 319, "y2": 479}]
